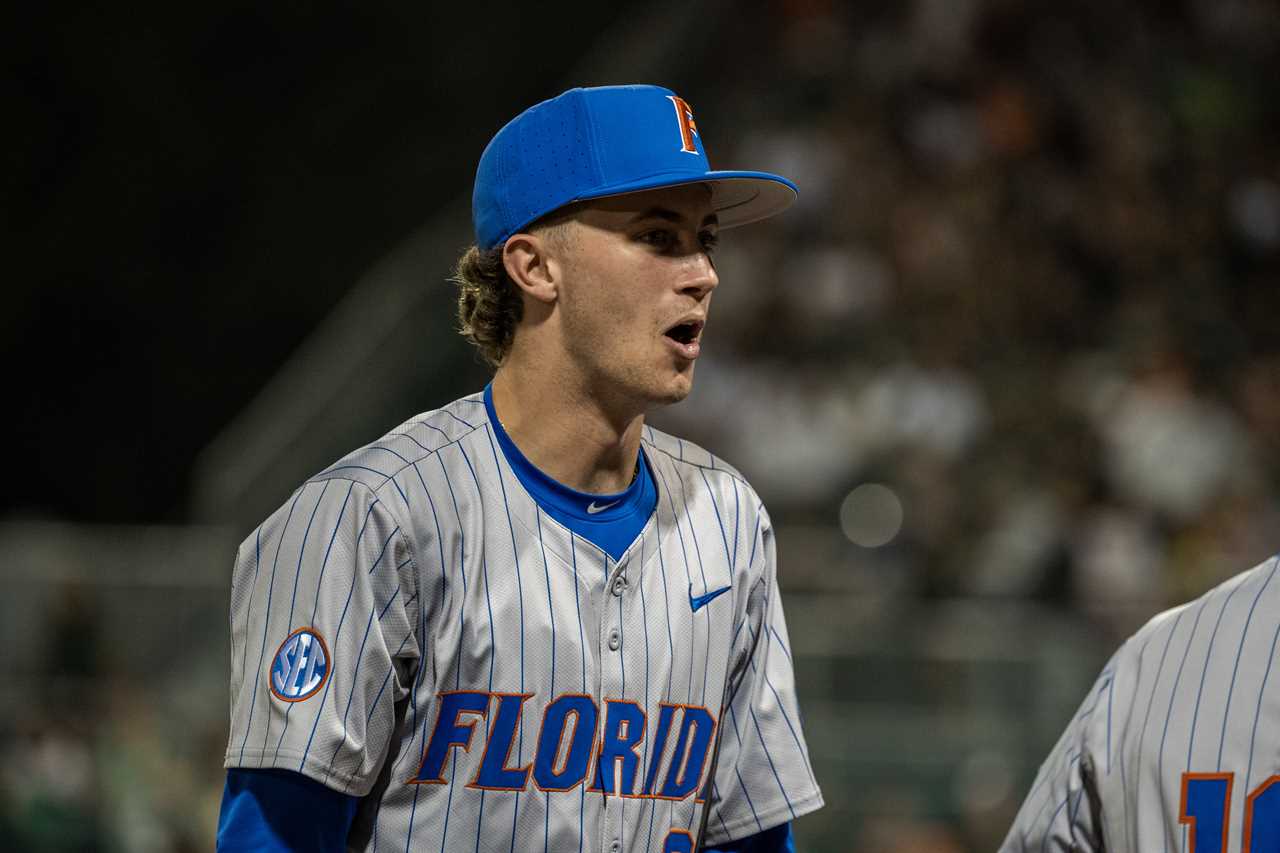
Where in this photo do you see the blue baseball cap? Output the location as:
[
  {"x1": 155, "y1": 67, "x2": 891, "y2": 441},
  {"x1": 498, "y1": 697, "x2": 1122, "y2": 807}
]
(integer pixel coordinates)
[{"x1": 472, "y1": 84, "x2": 798, "y2": 249}]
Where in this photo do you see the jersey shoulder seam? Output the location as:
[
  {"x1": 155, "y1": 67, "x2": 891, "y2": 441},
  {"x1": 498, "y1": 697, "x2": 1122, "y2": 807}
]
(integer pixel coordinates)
[
  {"x1": 310, "y1": 421, "x2": 485, "y2": 496},
  {"x1": 295, "y1": 474, "x2": 424, "y2": 626},
  {"x1": 641, "y1": 439, "x2": 752, "y2": 489}
]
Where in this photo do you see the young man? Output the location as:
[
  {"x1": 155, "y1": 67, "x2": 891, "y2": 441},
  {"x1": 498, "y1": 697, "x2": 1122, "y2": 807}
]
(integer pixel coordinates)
[
  {"x1": 217, "y1": 84, "x2": 823, "y2": 852},
  {"x1": 1000, "y1": 553, "x2": 1280, "y2": 852}
]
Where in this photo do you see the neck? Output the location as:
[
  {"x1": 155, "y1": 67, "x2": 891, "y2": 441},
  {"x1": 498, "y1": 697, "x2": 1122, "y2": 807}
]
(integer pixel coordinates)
[{"x1": 490, "y1": 358, "x2": 645, "y2": 495}]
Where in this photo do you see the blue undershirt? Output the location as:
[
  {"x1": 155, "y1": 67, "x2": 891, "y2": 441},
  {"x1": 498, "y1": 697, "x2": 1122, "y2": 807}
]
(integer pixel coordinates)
[
  {"x1": 216, "y1": 769, "x2": 357, "y2": 851},
  {"x1": 217, "y1": 766, "x2": 791, "y2": 851},
  {"x1": 484, "y1": 382, "x2": 656, "y2": 561},
  {"x1": 217, "y1": 385, "x2": 791, "y2": 851}
]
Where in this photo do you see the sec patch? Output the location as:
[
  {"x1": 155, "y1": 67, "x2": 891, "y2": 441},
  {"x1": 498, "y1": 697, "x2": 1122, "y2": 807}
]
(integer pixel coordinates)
[{"x1": 269, "y1": 627, "x2": 330, "y2": 702}]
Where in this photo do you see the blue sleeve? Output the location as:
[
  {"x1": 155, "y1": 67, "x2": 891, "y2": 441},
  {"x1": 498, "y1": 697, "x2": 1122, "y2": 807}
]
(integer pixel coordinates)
[
  {"x1": 216, "y1": 768, "x2": 359, "y2": 852},
  {"x1": 704, "y1": 822, "x2": 794, "y2": 853}
]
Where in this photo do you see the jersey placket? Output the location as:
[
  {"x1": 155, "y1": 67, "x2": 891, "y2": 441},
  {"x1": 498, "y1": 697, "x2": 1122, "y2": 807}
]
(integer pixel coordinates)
[{"x1": 597, "y1": 550, "x2": 633, "y2": 853}]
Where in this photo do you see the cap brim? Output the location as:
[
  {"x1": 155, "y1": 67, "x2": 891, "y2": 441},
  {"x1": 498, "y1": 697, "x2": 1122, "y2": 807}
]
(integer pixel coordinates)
[{"x1": 571, "y1": 170, "x2": 798, "y2": 230}]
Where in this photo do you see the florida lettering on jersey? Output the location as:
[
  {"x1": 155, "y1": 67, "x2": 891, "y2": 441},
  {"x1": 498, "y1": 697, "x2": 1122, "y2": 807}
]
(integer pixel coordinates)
[
  {"x1": 409, "y1": 692, "x2": 716, "y2": 801},
  {"x1": 224, "y1": 392, "x2": 823, "y2": 852}
]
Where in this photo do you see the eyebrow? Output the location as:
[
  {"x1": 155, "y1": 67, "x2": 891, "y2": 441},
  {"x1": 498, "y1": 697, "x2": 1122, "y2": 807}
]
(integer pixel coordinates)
[{"x1": 627, "y1": 207, "x2": 719, "y2": 228}]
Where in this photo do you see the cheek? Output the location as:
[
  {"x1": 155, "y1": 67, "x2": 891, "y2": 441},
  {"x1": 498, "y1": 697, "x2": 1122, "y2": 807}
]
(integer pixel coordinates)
[
  {"x1": 583, "y1": 279, "x2": 647, "y2": 341},
  {"x1": 560, "y1": 276, "x2": 626, "y2": 349}
]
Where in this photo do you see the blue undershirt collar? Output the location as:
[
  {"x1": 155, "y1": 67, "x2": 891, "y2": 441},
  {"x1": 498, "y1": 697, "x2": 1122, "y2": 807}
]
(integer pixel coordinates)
[{"x1": 484, "y1": 383, "x2": 657, "y2": 561}]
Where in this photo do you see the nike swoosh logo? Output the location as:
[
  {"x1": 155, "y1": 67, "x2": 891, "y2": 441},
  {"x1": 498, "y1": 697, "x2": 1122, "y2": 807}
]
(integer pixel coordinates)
[
  {"x1": 689, "y1": 583, "x2": 732, "y2": 613},
  {"x1": 586, "y1": 500, "x2": 620, "y2": 514}
]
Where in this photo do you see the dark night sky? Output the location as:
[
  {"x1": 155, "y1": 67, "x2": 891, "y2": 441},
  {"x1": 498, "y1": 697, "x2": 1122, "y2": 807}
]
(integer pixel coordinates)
[{"x1": 6, "y1": 3, "x2": 638, "y2": 523}]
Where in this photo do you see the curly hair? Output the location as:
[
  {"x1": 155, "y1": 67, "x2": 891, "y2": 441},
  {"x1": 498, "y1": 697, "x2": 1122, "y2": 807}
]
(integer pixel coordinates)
[
  {"x1": 452, "y1": 212, "x2": 578, "y2": 367},
  {"x1": 452, "y1": 244, "x2": 523, "y2": 368}
]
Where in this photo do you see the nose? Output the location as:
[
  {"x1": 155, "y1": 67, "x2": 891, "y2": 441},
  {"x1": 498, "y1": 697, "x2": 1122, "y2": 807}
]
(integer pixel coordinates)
[{"x1": 680, "y1": 250, "x2": 719, "y2": 300}]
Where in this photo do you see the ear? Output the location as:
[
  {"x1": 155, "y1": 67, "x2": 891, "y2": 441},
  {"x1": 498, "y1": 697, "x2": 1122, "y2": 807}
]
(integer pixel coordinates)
[{"x1": 502, "y1": 232, "x2": 559, "y2": 305}]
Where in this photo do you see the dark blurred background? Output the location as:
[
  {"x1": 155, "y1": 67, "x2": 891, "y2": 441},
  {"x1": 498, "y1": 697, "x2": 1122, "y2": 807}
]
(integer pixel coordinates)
[{"x1": 4, "y1": 1, "x2": 1280, "y2": 850}]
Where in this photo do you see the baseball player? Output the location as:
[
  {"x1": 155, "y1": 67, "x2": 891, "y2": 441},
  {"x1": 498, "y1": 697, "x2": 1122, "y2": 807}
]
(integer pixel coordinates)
[
  {"x1": 216, "y1": 84, "x2": 823, "y2": 852},
  {"x1": 1001, "y1": 553, "x2": 1280, "y2": 852}
]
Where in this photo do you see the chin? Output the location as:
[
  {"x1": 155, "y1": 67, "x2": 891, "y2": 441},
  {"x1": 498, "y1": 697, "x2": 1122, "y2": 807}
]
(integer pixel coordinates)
[
  {"x1": 652, "y1": 370, "x2": 695, "y2": 405},
  {"x1": 607, "y1": 358, "x2": 695, "y2": 410}
]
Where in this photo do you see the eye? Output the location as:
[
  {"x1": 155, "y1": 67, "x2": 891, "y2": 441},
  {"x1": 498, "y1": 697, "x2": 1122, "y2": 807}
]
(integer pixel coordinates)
[
  {"x1": 699, "y1": 230, "x2": 719, "y2": 254},
  {"x1": 637, "y1": 228, "x2": 676, "y2": 250}
]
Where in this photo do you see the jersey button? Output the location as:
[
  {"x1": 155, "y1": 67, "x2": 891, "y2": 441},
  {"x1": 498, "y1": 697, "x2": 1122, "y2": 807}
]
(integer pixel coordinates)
[
  {"x1": 608, "y1": 628, "x2": 620, "y2": 651},
  {"x1": 611, "y1": 576, "x2": 626, "y2": 597},
  {"x1": 610, "y1": 840, "x2": 620, "y2": 853}
]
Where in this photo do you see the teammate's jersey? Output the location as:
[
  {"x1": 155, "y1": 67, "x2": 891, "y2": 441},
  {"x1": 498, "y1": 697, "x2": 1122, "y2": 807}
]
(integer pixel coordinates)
[
  {"x1": 224, "y1": 391, "x2": 823, "y2": 852},
  {"x1": 1001, "y1": 555, "x2": 1280, "y2": 853}
]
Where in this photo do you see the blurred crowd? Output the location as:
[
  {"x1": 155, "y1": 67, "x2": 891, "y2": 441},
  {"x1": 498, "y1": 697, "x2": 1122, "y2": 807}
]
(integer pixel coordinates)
[
  {"x1": 663, "y1": 0, "x2": 1280, "y2": 628},
  {"x1": 7, "y1": 1, "x2": 1280, "y2": 850},
  {"x1": 651, "y1": 4, "x2": 1280, "y2": 846}
]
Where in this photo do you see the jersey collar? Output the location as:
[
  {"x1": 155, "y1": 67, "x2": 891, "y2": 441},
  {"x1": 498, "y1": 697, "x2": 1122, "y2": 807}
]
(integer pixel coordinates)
[{"x1": 483, "y1": 383, "x2": 654, "y2": 523}]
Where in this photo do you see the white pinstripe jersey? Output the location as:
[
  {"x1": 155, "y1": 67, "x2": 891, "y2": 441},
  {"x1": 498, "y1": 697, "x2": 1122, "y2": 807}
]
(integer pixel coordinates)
[
  {"x1": 1001, "y1": 555, "x2": 1280, "y2": 853},
  {"x1": 224, "y1": 391, "x2": 823, "y2": 852}
]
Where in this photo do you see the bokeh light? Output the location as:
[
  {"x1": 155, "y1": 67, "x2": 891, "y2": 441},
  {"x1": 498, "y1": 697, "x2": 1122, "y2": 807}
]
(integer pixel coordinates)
[{"x1": 839, "y1": 483, "x2": 904, "y2": 548}]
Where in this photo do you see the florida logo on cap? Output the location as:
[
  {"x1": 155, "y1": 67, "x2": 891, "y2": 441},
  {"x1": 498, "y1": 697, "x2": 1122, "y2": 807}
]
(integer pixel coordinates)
[
  {"x1": 667, "y1": 95, "x2": 700, "y2": 155},
  {"x1": 269, "y1": 627, "x2": 330, "y2": 702}
]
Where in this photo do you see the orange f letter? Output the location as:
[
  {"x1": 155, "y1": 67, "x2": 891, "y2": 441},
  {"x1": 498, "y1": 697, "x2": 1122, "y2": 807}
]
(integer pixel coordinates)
[{"x1": 667, "y1": 95, "x2": 700, "y2": 155}]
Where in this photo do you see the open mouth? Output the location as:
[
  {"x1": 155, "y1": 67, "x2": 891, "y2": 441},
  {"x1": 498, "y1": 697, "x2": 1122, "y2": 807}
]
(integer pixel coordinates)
[
  {"x1": 662, "y1": 318, "x2": 704, "y2": 361},
  {"x1": 664, "y1": 320, "x2": 703, "y2": 346}
]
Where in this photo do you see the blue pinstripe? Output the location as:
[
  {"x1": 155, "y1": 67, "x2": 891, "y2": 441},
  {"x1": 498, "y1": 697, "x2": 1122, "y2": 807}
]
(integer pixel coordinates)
[
  {"x1": 481, "y1": 423, "x2": 527, "y2": 853},
  {"x1": 1157, "y1": 598, "x2": 1207, "y2": 853},
  {"x1": 390, "y1": 430, "x2": 435, "y2": 453},
  {"x1": 649, "y1": 487, "x2": 680, "y2": 834},
  {"x1": 412, "y1": 420, "x2": 451, "y2": 441},
  {"x1": 387, "y1": 473, "x2": 411, "y2": 509},
  {"x1": 282, "y1": 481, "x2": 339, "y2": 634},
  {"x1": 535, "y1": 509, "x2": 556, "y2": 853},
  {"x1": 329, "y1": 608, "x2": 376, "y2": 780},
  {"x1": 240, "y1": 484, "x2": 299, "y2": 765},
  {"x1": 1186, "y1": 583, "x2": 1242, "y2": 779},
  {"x1": 742, "y1": 622, "x2": 797, "y2": 818},
  {"x1": 1118, "y1": 633, "x2": 1153, "y2": 844},
  {"x1": 366, "y1": 594, "x2": 421, "y2": 728},
  {"x1": 730, "y1": 515, "x2": 765, "y2": 645},
  {"x1": 457, "y1": 442, "x2": 496, "y2": 853},
  {"x1": 1105, "y1": 670, "x2": 1114, "y2": 774},
  {"x1": 1021, "y1": 751, "x2": 1078, "y2": 849},
  {"x1": 367, "y1": 445, "x2": 413, "y2": 466},
  {"x1": 369, "y1": 611, "x2": 419, "y2": 853},
  {"x1": 442, "y1": 409, "x2": 475, "y2": 431},
  {"x1": 700, "y1": 470, "x2": 736, "y2": 576},
  {"x1": 671, "y1": 465, "x2": 712, "y2": 706},
  {"x1": 320, "y1": 415, "x2": 481, "y2": 503},
  {"x1": 750, "y1": 628, "x2": 818, "y2": 791},
  {"x1": 638, "y1": 528, "x2": 658, "y2": 853},
  {"x1": 617, "y1": 550, "x2": 627, "y2": 849},
  {"x1": 570, "y1": 535, "x2": 586, "y2": 853},
  {"x1": 259, "y1": 481, "x2": 330, "y2": 753},
  {"x1": 1041, "y1": 793, "x2": 1071, "y2": 853},
  {"x1": 646, "y1": 443, "x2": 751, "y2": 490},
  {"x1": 723, "y1": 702, "x2": 764, "y2": 834},
  {"x1": 1245, "y1": 603, "x2": 1280, "y2": 791},
  {"x1": 235, "y1": 526, "x2": 262, "y2": 746},
  {"x1": 1218, "y1": 557, "x2": 1280, "y2": 770},
  {"x1": 650, "y1": 460, "x2": 698, "y2": 706},
  {"x1": 423, "y1": 449, "x2": 472, "y2": 853},
  {"x1": 380, "y1": 456, "x2": 440, "y2": 845},
  {"x1": 697, "y1": 466, "x2": 740, "y2": 822},
  {"x1": 297, "y1": 526, "x2": 398, "y2": 777},
  {"x1": 321, "y1": 464, "x2": 393, "y2": 480},
  {"x1": 1134, "y1": 609, "x2": 1186, "y2": 826}
]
